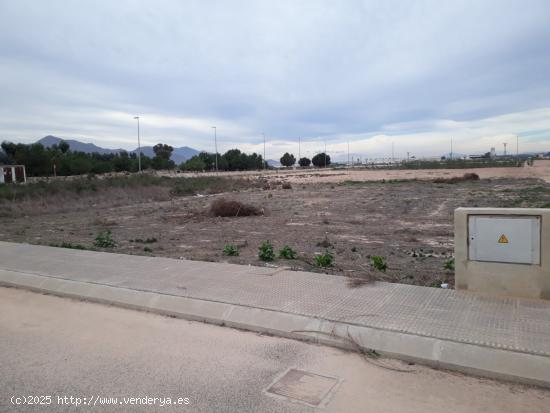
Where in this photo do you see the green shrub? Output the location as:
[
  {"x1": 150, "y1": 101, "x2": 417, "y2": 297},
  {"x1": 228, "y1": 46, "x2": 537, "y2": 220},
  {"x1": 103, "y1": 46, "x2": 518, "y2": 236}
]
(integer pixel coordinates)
[
  {"x1": 258, "y1": 241, "x2": 275, "y2": 261},
  {"x1": 371, "y1": 255, "x2": 387, "y2": 272},
  {"x1": 223, "y1": 244, "x2": 239, "y2": 256},
  {"x1": 444, "y1": 258, "x2": 455, "y2": 270},
  {"x1": 143, "y1": 246, "x2": 152, "y2": 252},
  {"x1": 278, "y1": 245, "x2": 297, "y2": 259},
  {"x1": 94, "y1": 230, "x2": 117, "y2": 248},
  {"x1": 315, "y1": 250, "x2": 333, "y2": 267}
]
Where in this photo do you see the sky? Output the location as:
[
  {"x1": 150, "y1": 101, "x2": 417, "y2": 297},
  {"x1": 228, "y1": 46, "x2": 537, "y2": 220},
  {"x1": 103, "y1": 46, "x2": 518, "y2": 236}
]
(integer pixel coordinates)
[{"x1": 1, "y1": 0, "x2": 550, "y2": 160}]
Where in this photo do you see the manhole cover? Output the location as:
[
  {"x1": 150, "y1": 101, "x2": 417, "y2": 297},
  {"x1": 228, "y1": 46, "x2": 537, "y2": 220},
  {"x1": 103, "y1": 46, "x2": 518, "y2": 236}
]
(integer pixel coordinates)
[{"x1": 265, "y1": 368, "x2": 340, "y2": 407}]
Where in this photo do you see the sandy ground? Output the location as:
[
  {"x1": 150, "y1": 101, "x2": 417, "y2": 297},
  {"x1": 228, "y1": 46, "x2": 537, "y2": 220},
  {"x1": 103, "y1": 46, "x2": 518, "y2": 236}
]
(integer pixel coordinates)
[
  {"x1": 152, "y1": 159, "x2": 550, "y2": 184},
  {"x1": 2, "y1": 174, "x2": 550, "y2": 287},
  {"x1": 1, "y1": 287, "x2": 548, "y2": 413}
]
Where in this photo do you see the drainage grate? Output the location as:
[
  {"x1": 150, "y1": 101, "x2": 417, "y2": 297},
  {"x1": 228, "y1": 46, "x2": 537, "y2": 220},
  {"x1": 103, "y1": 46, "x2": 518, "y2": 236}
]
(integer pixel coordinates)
[{"x1": 265, "y1": 368, "x2": 340, "y2": 407}]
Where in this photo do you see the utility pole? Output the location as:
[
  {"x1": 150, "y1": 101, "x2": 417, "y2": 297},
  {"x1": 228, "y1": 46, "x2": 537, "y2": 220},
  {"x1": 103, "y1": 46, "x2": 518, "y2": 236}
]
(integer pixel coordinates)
[
  {"x1": 407, "y1": 151, "x2": 410, "y2": 162},
  {"x1": 516, "y1": 135, "x2": 519, "y2": 159},
  {"x1": 211, "y1": 126, "x2": 218, "y2": 172},
  {"x1": 347, "y1": 140, "x2": 350, "y2": 168},
  {"x1": 262, "y1": 133, "x2": 267, "y2": 169},
  {"x1": 133, "y1": 116, "x2": 142, "y2": 172},
  {"x1": 324, "y1": 139, "x2": 327, "y2": 168},
  {"x1": 298, "y1": 136, "x2": 301, "y2": 161},
  {"x1": 450, "y1": 138, "x2": 453, "y2": 161},
  {"x1": 503, "y1": 142, "x2": 507, "y2": 157},
  {"x1": 391, "y1": 142, "x2": 395, "y2": 164}
]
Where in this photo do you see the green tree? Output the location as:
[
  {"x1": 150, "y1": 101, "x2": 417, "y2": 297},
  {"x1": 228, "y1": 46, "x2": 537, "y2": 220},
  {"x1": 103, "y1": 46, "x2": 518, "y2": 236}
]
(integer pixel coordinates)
[
  {"x1": 280, "y1": 152, "x2": 296, "y2": 167},
  {"x1": 58, "y1": 140, "x2": 70, "y2": 154},
  {"x1": 181, "y1": 156, "x2": 206, "y2": 171},
  {"x1": 298, "y1": 157, "x2": 311, "y2": 167},
  {"x1": 312, "y1": 153, "x2": 330, "y2": 168},
  {"x1": 152, "y1": 144, "x2": 175, "y2": 170},
  {"x1": 113, "y1": 151, "x2": 132, "y2": 172}
]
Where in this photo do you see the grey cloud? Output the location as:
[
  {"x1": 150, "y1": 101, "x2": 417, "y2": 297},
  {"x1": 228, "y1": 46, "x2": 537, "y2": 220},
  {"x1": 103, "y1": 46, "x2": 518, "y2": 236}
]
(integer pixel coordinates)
[{"x1": 0, "y1": 0, "x2": 549, "y2": 154}]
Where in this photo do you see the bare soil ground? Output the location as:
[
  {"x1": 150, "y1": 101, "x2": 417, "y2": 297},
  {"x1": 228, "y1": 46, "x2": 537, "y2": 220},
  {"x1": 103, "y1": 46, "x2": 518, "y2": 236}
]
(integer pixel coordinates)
[{"x1": 2, "y1": 165, "x2": 550, "y2": 288}]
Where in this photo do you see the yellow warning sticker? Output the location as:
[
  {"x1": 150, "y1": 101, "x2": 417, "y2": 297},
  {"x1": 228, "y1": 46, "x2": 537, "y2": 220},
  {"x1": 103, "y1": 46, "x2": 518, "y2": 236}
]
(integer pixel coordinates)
[{"x1": 498, "y1": 234, "x2": 509, "y2": 244}]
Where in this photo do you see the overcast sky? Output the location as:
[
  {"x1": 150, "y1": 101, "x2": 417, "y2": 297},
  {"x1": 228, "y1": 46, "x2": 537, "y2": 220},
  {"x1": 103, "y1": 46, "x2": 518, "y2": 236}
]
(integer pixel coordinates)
[{"x1": 1, "y1": 0, "x2": 549, "y2": 159}]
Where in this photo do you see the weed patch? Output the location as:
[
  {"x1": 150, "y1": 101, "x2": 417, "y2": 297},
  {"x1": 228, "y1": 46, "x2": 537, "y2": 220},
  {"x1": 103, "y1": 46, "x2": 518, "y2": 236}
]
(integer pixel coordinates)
[
  {"x1": 94, "y1": 230, "x2": 117, "y2": 248},
  {"x1": 210, "y1": 198, "x2": 262, "y2": 217},
  {"x1": 223, "y1": 244, "x2": 239, "y2": 256},
  {"x1": 258, "y1": 241, "x2": 275, "y2": 261},
  {"x1": 315, "y1": 250, "x2": 333, "y2": 267},
  {"x1": 278, "y1": 245, "x2": 297, "y2": 259},
  {"x1": 370, "y1": 255, "x2": 387, "y2": 272}
]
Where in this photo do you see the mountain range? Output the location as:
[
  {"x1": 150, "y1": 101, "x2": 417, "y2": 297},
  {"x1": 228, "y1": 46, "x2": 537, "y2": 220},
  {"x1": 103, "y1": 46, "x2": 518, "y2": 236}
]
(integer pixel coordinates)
[{"x1": 36, "y1": 136, "x2": 200, "y2": 165}]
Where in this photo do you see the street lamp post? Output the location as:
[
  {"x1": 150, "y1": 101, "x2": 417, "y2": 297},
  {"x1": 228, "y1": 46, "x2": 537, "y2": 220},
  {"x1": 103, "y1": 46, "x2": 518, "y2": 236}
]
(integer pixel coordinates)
[
  {"x1": 263, "y1": 133, "x2": 266, "y2": 170},
  {"x1": 347, "y1": 140, "x2": 350, "y2": 168},
  {"x1": 324, "y1": 139, "x2": 327, "y2": 168},
  {"x1": 212, "y1": 126, "x2": 218, "y2": 172},
  {"x1": 133, "y1": 116, "x2": 142, "y2": 172}
]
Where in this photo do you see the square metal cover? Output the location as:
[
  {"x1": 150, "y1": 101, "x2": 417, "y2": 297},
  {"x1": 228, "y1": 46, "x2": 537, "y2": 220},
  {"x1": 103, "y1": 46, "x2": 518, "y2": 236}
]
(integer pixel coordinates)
[
  {"x1": 468, "y1": 215, "x2": 541, "y2": 264},
  {"x1": 265, "y1": 369, "x2": 339, "y2": 407}
]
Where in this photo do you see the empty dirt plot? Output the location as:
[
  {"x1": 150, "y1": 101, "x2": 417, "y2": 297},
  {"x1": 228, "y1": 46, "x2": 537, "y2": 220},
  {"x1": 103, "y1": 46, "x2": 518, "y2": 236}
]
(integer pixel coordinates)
[{"x1": 1, "y1": 169, "x2": 550, "y2": 288}]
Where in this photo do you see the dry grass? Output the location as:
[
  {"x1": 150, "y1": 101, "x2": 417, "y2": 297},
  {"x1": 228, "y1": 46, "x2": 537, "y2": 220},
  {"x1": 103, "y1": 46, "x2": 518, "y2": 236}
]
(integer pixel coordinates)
[
  {"x1": 209, "y1": 198, "x2": 263, "y2": 217},
  {"x1": 433, "y1": 172, "x2": 480, "y2": 184},
  {"x1": 346, "y1": 276, "x2": 374, "y2": 288}
]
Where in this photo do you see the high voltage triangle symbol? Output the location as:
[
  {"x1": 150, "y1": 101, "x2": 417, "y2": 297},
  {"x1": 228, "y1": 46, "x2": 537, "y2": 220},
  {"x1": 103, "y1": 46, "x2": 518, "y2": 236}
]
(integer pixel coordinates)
[{"x1": 498, "y1": 234, "x2": 509, "y2": 244}]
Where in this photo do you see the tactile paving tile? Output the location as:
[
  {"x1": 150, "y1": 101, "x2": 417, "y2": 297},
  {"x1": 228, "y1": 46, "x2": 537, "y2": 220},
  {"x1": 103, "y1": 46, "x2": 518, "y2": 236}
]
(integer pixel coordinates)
[{"x1": 1, "y1": 242, "x2": 550, "y2": 356}]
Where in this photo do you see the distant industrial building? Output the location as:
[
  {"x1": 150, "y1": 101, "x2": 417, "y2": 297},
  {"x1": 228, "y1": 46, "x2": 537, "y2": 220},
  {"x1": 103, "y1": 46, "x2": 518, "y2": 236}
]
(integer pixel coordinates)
[{"x1": 0, "y1": 165, "x2": 26, "y2": 184}]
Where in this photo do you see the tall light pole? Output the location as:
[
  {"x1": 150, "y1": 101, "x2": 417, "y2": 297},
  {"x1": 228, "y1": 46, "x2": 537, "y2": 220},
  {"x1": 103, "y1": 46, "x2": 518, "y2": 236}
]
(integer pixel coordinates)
[
  {"x1": 324, "y1": 139, "x2": 327, "y2": 168},
  {"x1": 347, "y1": 140, "x2": 350, "y2": 168},
  {"x1": 503, "y1": 142, "x2": 507, "y2": 156},
  {"x1": 211, "y1": 126, "x2": 218, "y2": 172},
  {"x1": 133, "y1": 116, "x2": 141, "y2": 172},
  {"x1": 516, "y1": 135, "x2": 519, "y2": 159},
  {"x1": 298, "y1": 137, "x2": 301, "y2": 161},
  {"x1": 262, "y1": 133, "x2": 266, "y2": 170},
  {"x1": 450, "y1": 138, "x2": 453, "y2": 161}
]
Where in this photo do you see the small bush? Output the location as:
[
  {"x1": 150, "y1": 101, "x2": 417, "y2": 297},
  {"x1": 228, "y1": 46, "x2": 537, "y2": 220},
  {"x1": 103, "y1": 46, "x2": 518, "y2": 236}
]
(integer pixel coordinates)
[
  {"x1": 444, "y1": 258, "x2": 455, "y2": 270},
  {"x1": 258, "y1": 241, "x2": 275, "y2": 261},
  {"x1": 210, "y1": 198, "x2": 262, "y2": 217},
  {"x1": 223, "y1": 244, "x2": 239, "y2": 256},
  {"x1": 433, "y1": 173, "x2": 480, "y2": 184},
  {"x1": 278, "y1": 245, "x2": 297, "y2": 259},
  {"x1": 282, "y1": 182, "x2": 292, "y2": 190},
  {"x1": 370, "y1": 255, "x2": 387, "y2": 272},
  {"x1": 315, "y1": 250, "x2": 333, "y2": 267},
  {"x1": 143, "y1": 246, "x2": 152, "y2": 252},
  {"x1": 94, "y1": 230, "x2": 117, "y2": 248}
]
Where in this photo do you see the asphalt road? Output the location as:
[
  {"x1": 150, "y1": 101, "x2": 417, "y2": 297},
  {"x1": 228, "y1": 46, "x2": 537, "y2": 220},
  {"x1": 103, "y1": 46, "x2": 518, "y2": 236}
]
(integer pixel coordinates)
[{"x1": 1, "y1": 287, "x2": 548, "y2": 413}]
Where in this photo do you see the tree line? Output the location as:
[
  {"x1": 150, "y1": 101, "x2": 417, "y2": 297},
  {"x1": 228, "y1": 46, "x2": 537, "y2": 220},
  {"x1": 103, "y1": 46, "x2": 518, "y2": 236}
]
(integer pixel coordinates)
[
  {"x1": 0, "y1": 141, "x2": 174, "y2": 177},
  {"x1": 279, "y1": 152, "x2": 331, "y2": 168},
  {"x1": 0, "y1": 140, "x2": 333, "y2": 177}
]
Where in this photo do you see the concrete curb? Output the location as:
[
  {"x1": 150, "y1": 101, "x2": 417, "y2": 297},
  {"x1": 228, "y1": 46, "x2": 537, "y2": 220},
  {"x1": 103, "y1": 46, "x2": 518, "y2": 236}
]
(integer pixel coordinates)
[{"x1": 1, "y1": 268, "x2": 549, "y2": 388}]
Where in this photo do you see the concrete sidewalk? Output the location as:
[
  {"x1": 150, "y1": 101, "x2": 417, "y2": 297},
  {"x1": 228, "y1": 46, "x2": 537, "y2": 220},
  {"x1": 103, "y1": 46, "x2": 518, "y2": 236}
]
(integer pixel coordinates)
[{"x1": 1, "y1": 241, "x2": 549, "y2": 387}]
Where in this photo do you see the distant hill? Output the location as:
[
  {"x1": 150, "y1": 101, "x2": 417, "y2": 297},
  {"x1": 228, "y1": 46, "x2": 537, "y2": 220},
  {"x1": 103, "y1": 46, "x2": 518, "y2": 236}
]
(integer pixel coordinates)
[
  {"x1": 36, "y1": 136, "x2": 200, "y2": 164},
  {"x1": 37, "y1": 136, "x2": 124, "y2": 155}
]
